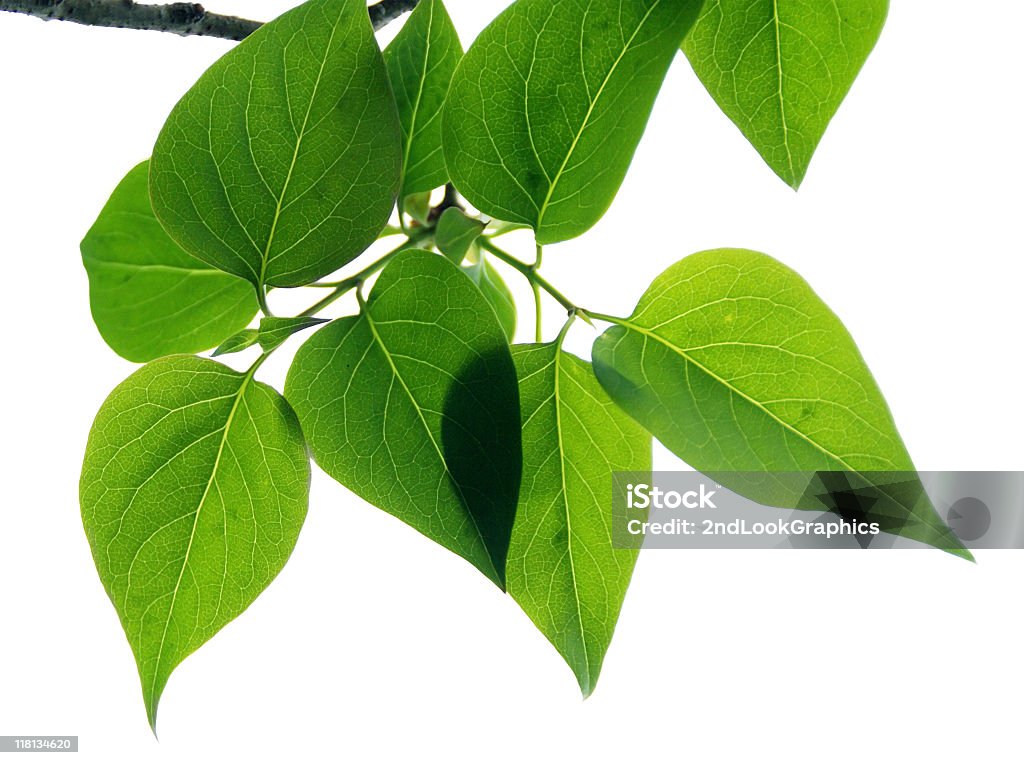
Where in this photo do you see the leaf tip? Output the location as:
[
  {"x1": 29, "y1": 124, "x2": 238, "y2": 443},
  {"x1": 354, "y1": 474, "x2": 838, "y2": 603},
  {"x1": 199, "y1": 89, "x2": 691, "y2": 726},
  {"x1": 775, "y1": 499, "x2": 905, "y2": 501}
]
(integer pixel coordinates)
[
  {"x1": 146, "y1": 700, "x2": 160, "y2": 739},
  {"x1": 950, "y1": 547, "x2": 976, "y2": 564}
]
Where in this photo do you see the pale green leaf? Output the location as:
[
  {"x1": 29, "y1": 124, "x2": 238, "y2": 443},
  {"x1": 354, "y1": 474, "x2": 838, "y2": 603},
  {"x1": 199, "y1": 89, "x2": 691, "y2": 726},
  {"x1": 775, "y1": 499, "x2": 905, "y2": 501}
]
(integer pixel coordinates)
[
  {"x1": 285, "y1": 249, "x2": 521, "y2": 586},
  {"x1": 463, "y1": 254, "x2": 515, "y2": 341},
  {"x1": 509, "y1": 342, "x2": 650, "y2": 696},
  {"x1": 257, "y1": 316, "x2": 329, "y2": 352},
  {"x1": 212, "y1": 329, "x2": 260, "y2": 357},
  {"x1": 591, "y1": 248, "x2": 969, "y2": 557},
  {"x1": 80, "y1": 356, "x2": 310, "y2": 730},
  {"x1": 436, "y1": 207, "x2": 484, "y2": 263},
  {"x1": 682, "y1": 0, "x2": 888, "y2": 188},
  {"x1": 384, "y1": 0, "x2": 463, "y2": 202},
  {"x1": 404, "y1": 190, "x2": 433, "y2": 224},
  {"x1": 81, "y1": 161, "x2": 257, "y2": 362},
  {"x1": 150, "y1": 0, "x2": 402, "y2": 288},
  {"x1": 442, "y1": 0, "x2": 702, "y2": 244}
]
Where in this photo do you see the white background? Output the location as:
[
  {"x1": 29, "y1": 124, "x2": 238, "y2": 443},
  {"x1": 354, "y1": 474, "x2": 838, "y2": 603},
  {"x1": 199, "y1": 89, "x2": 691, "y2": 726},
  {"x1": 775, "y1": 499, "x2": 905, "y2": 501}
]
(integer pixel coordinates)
[{"x1": 1, "y1": 2, "x2": 1022, "y2": 762}]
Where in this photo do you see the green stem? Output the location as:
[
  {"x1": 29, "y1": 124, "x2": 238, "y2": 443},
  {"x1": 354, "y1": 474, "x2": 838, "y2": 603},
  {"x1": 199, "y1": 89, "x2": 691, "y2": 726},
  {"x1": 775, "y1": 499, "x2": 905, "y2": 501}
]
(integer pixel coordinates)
[
  {"x1": 532, "y1": 242, "x2": 544, "y2": 342},
  {"x1": 256, "y1": 285, "x2": 273, "y2": 317},
  {"x1": 479, "y1": 238, "x2": 578, "y2": 314},
  {"x1": 298, "y1": 229, "x2": 432, "y2": 317},
  {"x1": 555, "y1": 310, "x2": 576, "y2": 348},
  {"x1": 531, "y1": 282, "x2": 543, "y2": 342},
  {"x1": 247, "y1": 348, "x2": 272, "y2": 375},
  {"x1": 582, "y1": 310, "x2": 628, "y2": 326}
]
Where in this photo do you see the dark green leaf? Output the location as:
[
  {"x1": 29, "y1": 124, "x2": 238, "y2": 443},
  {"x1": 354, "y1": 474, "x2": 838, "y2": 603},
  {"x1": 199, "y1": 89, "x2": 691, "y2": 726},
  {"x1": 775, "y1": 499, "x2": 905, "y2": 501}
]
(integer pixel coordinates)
[
  {"x1": 463, "y1": 254, "x2": 515, "y2": 341},
  {"x1": 682, "y1": 0, "x2": 888, "y2": 188},
  {"x1": 384, "y1": 0, "x2": 463, "y2": 203},
  {"x1": 509, "y1": 342, "x2": 650, "y2": 696},
  {"x1": 80, "y1": 356, "x2": 310, "y2": 730},
  {"x1": 212, "y1": 328, "x2": 260, "y2": 357},
  {"x1": 436, "y1": 207, "x2": 484, "y2": 263},
  {"x1": 150, "y1": 0, "x2": 402, "y2": 288},
  {"x1": 257, "y1": 316, "x2": 330, "y2": 352},
  {"x1": 285, "y1": 249, "x2": 522, "y2": 586},
  {"x1": 442, "y1": 0, "x2": 702, "y2": 243},
  {"x1": 81, "y1": 161, "x2": 257, "y2": 362},
  {"x1": 591, "y1": 248, "x2": 969, "y2": 557}
]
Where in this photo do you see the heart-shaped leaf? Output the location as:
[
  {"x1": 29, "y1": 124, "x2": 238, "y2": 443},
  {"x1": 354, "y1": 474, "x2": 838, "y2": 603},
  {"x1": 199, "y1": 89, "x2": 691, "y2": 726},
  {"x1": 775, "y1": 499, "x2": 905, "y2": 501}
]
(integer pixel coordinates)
[
  {"x1": 285, "y1": 249, "x2": 522, "y2": 586},
  {"x1": 509, "y1": 341, "x2": 651, "y2": 696},
  {"x1": 150, "y1": 0, "x2": 402, "y2": 288},
  {"x1": 384, "y1": 0, "x2": 463, "y2": 204},
  {"x1": 80, "y1": 356, "x2": 310, "y2": 730},
  {"x1": 443, "y1": 0, "x2": 703, "y2": 244},
  {"x1": 682, "y1": 0, "x2": 888, "y2": 188},
  {"x1": 591, "y1": 248, "x2": 969, "y2": 557},
  {"x1": 82, "y1": 161, "x2": 257, "y2": 362}
]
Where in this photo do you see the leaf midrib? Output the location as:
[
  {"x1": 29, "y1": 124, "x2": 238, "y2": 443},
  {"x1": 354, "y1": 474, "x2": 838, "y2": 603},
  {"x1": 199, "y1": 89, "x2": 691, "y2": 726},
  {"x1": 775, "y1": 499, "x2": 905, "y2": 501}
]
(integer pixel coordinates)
[
  {"x1": 535, "y1": 0, "x2": 662, "y2": 232},
  {"x1": 83, "y1": 254, "x2": 226, "y2": 278},
  {"x1": 361, "y1": 308, "x2": 501, "y2": 584},
  {"x1": 771, "y1": 0, "x2": 796, "y2": 183},
  {"x1": 257, "y1": 8, "x2": 344, "y2": 289},
  {"x1": 614, "y1": 317, "x2": 956, "y2": 542},
  {"x1": 147, "y1": 367, "x2": 257, "y2": 725},
  {"x1": 552, "y1": 345, "x2": 591, "y2": 693},
  {"x1": 400, "y1": 0, "x2": 434, "y2": 195}
]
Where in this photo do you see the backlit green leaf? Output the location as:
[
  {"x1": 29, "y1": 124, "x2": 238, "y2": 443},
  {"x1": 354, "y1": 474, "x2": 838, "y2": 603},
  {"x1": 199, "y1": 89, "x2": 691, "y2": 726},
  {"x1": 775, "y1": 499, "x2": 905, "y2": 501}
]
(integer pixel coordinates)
[
  {"x1": 150, "y1": 0, "x2": 402, "y2": 288},
  {"x1": 591, "y1": 248, "x2": 968, "y2": 557},
  {"x1": 436, "y1": 207, "x2": 484, "y2": 263},
  {"x1": 257, "y1": 316, "x2": 329, "y2": 352},
  {"x1": 443, "y1": 0, "x2": 703, "y2": 244},
  {"x1": 682, "y1": 0, "x2": 888, "y2": 188},
  {"x1": 80, "y1": 356, "x2": 310, "y2": 730},
  {"x1": 81, "y1": 161, "x2": 257, "y2": 362},
  {"x1": 509, "y1": 342, "x2": 650, "y2": 696},
  {"x1": 384, "y1": 0, "x2": 463, "y2": 203},
  {"x1": 212, "y1": 328, "x2": 259, "y2": 357},
  {"x1": 285, "y1": 249, "x2": 521, "y2": 586},
  {"x1": 463, "y1": 253, "x2": 515, "y2": 341},
  {"x1": 404, "y1": 190, "x2": 434, "y2": 224}
]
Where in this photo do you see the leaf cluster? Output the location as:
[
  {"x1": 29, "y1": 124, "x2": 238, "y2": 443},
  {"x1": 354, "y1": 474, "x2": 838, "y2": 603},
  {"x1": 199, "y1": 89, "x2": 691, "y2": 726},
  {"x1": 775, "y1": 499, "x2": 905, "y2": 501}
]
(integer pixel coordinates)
[{"x1": 75, "y1": 0, "x2": 961, "y2": 732}]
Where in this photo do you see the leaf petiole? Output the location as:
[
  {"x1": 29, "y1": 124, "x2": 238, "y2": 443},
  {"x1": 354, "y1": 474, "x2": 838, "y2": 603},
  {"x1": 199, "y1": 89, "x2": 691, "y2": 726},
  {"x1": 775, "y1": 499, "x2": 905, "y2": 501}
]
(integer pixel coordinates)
[
  {"x1": 478, "y1": 238, "x2": 577, "y2": 315},
  {"x1": 298, "y1": 228, "x2": 433, "y2": 317},
  {"x1": 256, "y1": 285, "x2": 274, "y2": 317}
]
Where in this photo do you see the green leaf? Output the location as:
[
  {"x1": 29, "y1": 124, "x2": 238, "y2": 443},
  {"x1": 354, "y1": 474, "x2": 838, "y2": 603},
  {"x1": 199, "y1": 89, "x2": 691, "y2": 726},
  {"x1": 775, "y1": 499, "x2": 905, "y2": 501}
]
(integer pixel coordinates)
[
  {"x1": 212, "y1": 328, "x2": 260, "y2": 357},
  {"x1": 384, "y1": 0, "x2": 463, "y2": 203},
  {"x1": 257, "y1": 316, "x2": 330, "y2": 352},
  {"x1": 442, "y1": 0, "x2": 703, "y2": 244},
  {"x1": 682, "y1": 0, "x2": 888, "y2": 189},
  {"x1": 404, "y1": 190, "x2": 434, "y2": 224},
  {"x1": 436, "y1": 207, "x2": 484, "y2": 263},
  {"x1": 285, "y1": 249, "x2": 522, "y2": 587},
  {"x1": 486, "y1": 219, "x2": 530, "y2": 237},
  {"x1": 150, "y1": 0, "x2": 402, "y2": 289},
  {"x1": 463, "y1": 254, "x2": 516, "y2": 341},
  {"x1": 80, "y1": 355, "x2": 310, "y2": 730},
  {"x1": 509, "y1": 342, "x2": 650, "y2": 696},
  {"x1": 81, "y1": 161, "x2": 257, "y2": 362},
  {"x1": 591, "y1": 248, "x2": 969, "y2": 557}
]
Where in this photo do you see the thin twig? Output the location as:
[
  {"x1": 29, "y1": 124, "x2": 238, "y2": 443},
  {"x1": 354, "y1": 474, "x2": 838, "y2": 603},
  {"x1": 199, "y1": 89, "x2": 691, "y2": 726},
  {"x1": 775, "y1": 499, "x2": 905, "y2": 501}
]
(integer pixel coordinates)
[{"x1": 0, "y1": 0, "x2": 419, "y2": 40}]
